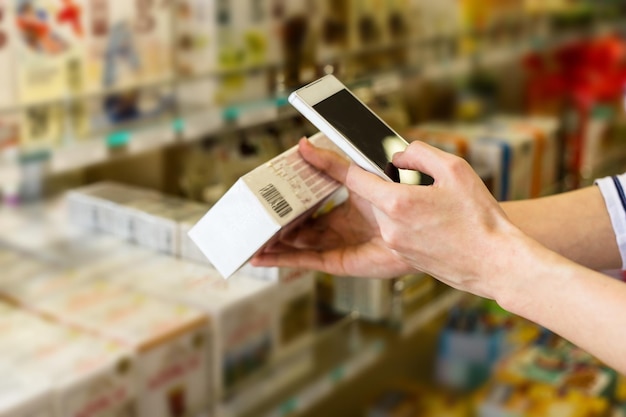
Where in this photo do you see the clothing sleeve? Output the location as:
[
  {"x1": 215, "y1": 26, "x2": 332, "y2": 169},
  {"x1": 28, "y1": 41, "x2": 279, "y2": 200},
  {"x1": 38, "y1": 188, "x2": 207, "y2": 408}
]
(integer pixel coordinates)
[{"x1": 595, "y1": 172, "x2": 626, "y2": 269}]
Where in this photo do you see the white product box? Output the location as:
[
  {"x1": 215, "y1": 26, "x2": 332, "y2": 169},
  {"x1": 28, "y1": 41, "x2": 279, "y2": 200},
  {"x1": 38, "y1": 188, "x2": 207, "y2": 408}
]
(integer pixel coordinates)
[
  {"x1": 109, "y1": 258, "x2": 278, "y2": 399},
  {"x1": 32, "y1": 280, "x2": 212, "y2": 417},
  {"x1": 0, "y1": 0, "x2": 16, "y2": 110},
  {"x1": 130, "y1": 198, "x2": 209, "y2": 256},
  {"x1": 189, "y1": 132, "x2": 346, "y2": 278},
  {"x1": 66, "y1": 181, "x2": 161, "y2": 236},
  {"x1": 179, "y1": 211, "x2": 212, "y2": 265},
  {"x1": 0, "y1": 302, "x2": 136, "y2": 417},
  {"x1": 0, "y1": 371, "x2": 53, "y2": 417}
]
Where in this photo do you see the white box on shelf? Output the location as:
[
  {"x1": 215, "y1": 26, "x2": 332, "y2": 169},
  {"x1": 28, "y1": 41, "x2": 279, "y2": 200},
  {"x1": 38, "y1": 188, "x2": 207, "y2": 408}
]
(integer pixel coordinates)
[
  {"x1": 28, "y1": 280, "x2": 212, "y2": 417},
  {"x1": 108, "y1": 258, "x2": 279, "y2": 400},
  {"x1": 0, "y1": 371, "x2": 53, "y2": 417},
  {"x1": 179, "y1": 211, "x2": 213, "y2": 265},
  {"x1": 0, "y1": 302, "x2": 136, "y2": 417},
  {"x1": 188, "y1": 132, "x2": 347, "y2": 278}
]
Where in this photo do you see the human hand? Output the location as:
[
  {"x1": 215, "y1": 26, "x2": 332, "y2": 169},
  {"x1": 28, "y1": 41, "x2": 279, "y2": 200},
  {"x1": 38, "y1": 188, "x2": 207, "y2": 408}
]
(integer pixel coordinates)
[
  {"x1": 253, "y1": 138, "x2": 414, "y2": 279},
  {"x1": 252, "y1": 137, "x2": 524, "y2": 299}
]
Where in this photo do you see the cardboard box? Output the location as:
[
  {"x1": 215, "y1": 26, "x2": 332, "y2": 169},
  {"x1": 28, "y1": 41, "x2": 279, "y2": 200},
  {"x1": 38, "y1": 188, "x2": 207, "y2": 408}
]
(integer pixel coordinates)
[
  {"x1": 179, "y1": 211, "x2": 212, "y2": 265},
  {"x1": 109, "y1": 258, "x2": 278, "y2": 399},
  {"x1": 189, "y1": 132, "x2": 347, "y2": 278},
  {"x1": 25, "y1": 280, "x2": 211, "y2": 417},
  {"x1": 0, "y1": 302, "x2": 136, "y2": 417}
]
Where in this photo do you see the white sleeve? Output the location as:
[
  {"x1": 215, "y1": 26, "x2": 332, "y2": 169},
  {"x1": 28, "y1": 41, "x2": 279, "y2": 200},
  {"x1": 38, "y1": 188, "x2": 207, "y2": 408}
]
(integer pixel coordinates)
[{"x1": 595, "y1": 172, "x2": 626, "y2": 269}]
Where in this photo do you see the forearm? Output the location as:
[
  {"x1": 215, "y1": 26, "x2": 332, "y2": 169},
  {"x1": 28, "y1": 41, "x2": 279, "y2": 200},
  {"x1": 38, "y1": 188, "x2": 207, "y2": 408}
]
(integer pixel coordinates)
[
  {"x1": 494, "y1": 233, "x2": 626, "y2": 373},
  {"x1": 500, "y1": 186, "x2": 621, "y2": 270}
]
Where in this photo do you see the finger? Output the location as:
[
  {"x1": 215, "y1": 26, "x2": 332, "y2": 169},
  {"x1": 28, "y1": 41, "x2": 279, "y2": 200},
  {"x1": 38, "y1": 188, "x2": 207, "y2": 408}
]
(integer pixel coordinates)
[
  {"x1": 392, "y1": 141, "x2": 461, "y2": 181},
  {"x1": 298, "y1": 137, "x2": 351, "y2": 183},
  {"x1": 300, "y1": 137, "x2": 413, "y2": 215},
  {"x1": 251, "y1": 249, "x2": 342, "y2": 275}
]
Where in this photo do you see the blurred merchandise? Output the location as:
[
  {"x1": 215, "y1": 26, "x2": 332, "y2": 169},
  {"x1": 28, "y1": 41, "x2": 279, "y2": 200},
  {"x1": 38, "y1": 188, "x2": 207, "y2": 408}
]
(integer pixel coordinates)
[
  {"x1": 366, "y1": 381, "x2": 471, "y2": 417},
  {"x1": 0, "y1": 300, "x2": 136, "y2": 417}
]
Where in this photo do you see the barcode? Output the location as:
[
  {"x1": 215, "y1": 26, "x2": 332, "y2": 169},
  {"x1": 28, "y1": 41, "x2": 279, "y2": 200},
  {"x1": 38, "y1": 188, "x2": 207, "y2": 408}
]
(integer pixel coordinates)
[{"x1": 259, "y1": 184, "x2": 293, "y2": 218}]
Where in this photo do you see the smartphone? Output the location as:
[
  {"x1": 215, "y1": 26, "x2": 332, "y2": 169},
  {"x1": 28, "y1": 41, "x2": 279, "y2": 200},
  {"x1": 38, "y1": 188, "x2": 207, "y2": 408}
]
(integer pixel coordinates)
[{"x1": 289, "y1": 74, "x2": 429, "y2": 184}]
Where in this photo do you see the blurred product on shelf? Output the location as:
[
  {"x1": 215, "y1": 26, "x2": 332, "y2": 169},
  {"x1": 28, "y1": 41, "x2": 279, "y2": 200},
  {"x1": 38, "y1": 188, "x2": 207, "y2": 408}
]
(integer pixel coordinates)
[
  {"x1": 366, "y1": 381, "x2": 471, "y2": 417},
  {"x1": 524, "y1": 34, "x2": 626, "y2": 186},
  {"x1": 435, "y1": 299, "x2": 542, "y2": 391},
  {"x1": 174, "y1": 0, "x2": 217, "y2": 78},
  {"x1": 15, "y1": 0, "x2": 86, "y2": 104},
  {"x1": 84, "y1": 0, "x2": 173, "y2": 92},
  {"x1": 67, "y1": 181, "x2": 210, "y2": 256},
  {"x1": 0, "y1": 300, "x2": 136, "y2": 417},
  {"x1": 0, "y1": 259, "x2": 211, "y2": 417},
  {"x1": 333, "y1": 272, "x2": 437, "y2": 323},
  {"x1": 405, "y1": 115, "x2": 561, "y2": 200},
  {"x1": 0, "y1": 203, "x2": 323, "y2": 416},
  {"x1": 188, "y1": 132, "x2": 347, "y2": 278},
  {"x1": 474, "y1": 378, "x2": 610, "y2": 417}
]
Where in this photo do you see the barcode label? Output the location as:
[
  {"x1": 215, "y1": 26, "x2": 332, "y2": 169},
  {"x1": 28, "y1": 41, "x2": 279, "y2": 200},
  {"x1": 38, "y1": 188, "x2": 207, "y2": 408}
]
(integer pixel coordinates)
[{"x1": 260, "y1": 184, "x2": 293, "y2": 218}]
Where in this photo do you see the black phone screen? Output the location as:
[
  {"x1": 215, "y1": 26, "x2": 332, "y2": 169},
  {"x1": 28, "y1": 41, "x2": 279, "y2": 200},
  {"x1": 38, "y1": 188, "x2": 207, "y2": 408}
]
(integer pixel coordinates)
[{"x1": 313, "y1": 89, "x2": 404, "y2": 181}]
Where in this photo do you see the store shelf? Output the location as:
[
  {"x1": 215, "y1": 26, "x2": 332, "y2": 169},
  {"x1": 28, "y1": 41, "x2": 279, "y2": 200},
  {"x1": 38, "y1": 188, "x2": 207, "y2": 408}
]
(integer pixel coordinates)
[
  {"x1": 2, "y1": 17, "x2": 622, "y2": 181},
  {"x1": 218, "y1": 286, "x2": 462, "y2": 417}
]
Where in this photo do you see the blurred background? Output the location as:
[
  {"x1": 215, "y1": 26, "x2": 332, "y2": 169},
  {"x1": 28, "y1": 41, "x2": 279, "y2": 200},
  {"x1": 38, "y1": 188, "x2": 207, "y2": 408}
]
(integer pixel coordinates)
[{"x1": 1, "y1": 0, "x2": 626, "y2": 416}]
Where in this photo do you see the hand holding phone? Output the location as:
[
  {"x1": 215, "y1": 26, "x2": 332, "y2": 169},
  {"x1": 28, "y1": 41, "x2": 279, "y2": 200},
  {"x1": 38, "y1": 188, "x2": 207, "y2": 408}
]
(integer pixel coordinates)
[{"x1": 289, "y1": 74, "x2": 430, "y2": 184}]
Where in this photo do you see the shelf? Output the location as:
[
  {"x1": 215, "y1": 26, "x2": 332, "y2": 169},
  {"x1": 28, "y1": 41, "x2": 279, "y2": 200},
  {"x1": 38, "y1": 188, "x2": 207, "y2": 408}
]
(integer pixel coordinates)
[
  {"x1": 219, "y1": 286, "x2": 463, "y2": 417},
  {"x1": 2, "y1": 17, "x2": 623, "y2": 180}
]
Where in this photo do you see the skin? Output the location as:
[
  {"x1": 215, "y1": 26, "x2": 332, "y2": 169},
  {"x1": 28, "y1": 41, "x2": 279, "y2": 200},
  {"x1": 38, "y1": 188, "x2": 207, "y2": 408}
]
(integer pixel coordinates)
[{"x1": 252, "y1": 137, "x2": 626, "y2": 373}]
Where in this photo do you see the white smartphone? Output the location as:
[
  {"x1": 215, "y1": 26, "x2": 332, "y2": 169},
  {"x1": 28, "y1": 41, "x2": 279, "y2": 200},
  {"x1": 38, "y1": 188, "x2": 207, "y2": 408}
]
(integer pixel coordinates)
[{"x1": 289, "y1": 74, "x2": 428, "y2": 184}]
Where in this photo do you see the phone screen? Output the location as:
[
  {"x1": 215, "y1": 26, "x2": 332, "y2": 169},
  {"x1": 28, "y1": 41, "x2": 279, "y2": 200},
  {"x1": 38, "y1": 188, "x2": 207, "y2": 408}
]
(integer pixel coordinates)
[{"x1": 312, "y1": 89, "x2": 405, "y2": 180}]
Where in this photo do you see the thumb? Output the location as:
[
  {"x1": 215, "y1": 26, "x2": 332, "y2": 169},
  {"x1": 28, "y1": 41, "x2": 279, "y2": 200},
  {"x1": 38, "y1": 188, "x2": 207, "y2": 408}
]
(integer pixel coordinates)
[{"x1": 392, "y1": 141, "x2": 460, "y2": 182}]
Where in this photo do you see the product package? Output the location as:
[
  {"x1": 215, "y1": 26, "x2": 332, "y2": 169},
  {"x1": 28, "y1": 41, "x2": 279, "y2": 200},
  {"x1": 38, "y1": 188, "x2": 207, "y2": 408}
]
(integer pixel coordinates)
[
  {"x1": 109, "y1": 257, "x2": 316, "y2": 399},
  {"x1": 19, "y1": 280, "x2": 212, "y2": 417},
  {"x1": 0, "y1": 301, "x2": 136, "y2": 417},
  {"x1": 67, "y1": 182, "x2": 210, "y2": 256},
  {"x1": 15, "y1": 0, "x2": 87, "y2": 104},
  {"x1": 408, "y1": 123, "x2": 537, "y2": 201},
  {"x1": 174, "y1": 0, "x2": 217, "y2": 77},
  {"x1": 490, "y1": 115, "x2": 560, "y2": 197},
  {"x1": 189, "y1": 132, "x2": 347, "y2": 278},
  {"x1": 84, "y1": 0, "x2": 172, "y2": 93}
]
